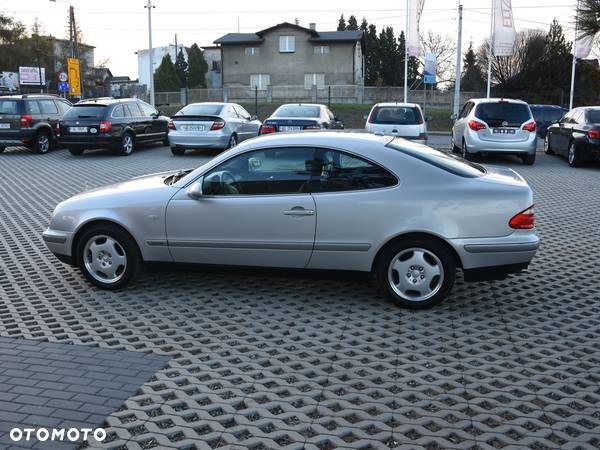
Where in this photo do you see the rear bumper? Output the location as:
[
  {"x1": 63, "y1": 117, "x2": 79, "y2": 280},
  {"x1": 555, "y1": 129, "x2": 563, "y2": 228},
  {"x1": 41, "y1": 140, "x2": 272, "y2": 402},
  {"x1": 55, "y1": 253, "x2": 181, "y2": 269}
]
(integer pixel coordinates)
[
  {"x1": 59, "y1": 134, "x2": 118, "y2": 149},
  {"x1": 0, "y1": 129, "x2": 36, "y2": 146},
  {"x1": 168, "y1": 132, "x2": 230, "y2": 149},
  {"x1": 465, "y1": 131, "x2": 537, "y2": 154}
]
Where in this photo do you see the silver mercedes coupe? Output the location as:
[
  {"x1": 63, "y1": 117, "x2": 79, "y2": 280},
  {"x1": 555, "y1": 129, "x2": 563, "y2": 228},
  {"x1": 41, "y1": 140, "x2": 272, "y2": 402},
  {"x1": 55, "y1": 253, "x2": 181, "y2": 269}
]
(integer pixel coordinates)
[{"x1": 43, "y1": 132, "x2": 539, "y2": 308}]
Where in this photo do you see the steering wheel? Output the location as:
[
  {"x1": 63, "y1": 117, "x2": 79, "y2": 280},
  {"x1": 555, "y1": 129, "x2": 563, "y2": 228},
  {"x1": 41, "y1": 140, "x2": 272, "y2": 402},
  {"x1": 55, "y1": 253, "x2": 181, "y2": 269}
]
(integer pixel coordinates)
[{"x1": 220, "y1": 171, "x2": 243, "y2": 194}]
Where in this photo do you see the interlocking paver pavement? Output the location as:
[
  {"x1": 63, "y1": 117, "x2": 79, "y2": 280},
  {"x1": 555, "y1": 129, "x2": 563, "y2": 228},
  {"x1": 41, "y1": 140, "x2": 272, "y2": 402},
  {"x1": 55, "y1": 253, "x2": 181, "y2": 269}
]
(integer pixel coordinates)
[{"x1": 0, "y1": 143, "x2": 599, "y2": 450}]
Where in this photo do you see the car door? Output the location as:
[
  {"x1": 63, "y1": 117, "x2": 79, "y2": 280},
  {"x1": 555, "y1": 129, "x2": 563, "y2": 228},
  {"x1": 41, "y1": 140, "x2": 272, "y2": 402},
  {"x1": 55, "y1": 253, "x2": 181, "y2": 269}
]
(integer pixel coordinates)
[
  {"x1": 550, "y1": 111, "x2": 570, "y2": 152},
  {"x1": 38, "y1": 100, "x2": 60, "y2": 134},
  {"x1": 126, "y1": 102, "x2": 146, "y2": 138},
  {"x1": 166, "y1": 146, "x2": 317, "y2": 268},
  {"x1": 230, "y1": 105, "x2": 251, "y2": 141},
  {"x1": 137, "y1": 101, "x2": 161, "y2": 142},
  {"x1": 234, "y1": 104, "x2": 261, "y2": 140},
  {"x1": 306, "y1": 147, "x2": 398, "y2": 271},
  {"x1": 453, "y1": 102, "x2": 472, "y2": 145},
  {"x1": 558, "y1": 110, "x2": 578, "y2": 155}
]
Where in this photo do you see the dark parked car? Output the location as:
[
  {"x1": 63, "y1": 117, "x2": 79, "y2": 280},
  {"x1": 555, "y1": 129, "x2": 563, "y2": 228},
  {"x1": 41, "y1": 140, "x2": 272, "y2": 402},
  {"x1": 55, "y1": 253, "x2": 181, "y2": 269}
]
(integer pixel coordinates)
[
  {"x1": 0, "y1": 94, "x2": 71, "y2": 154},
  {"x1": 259, "y1": 103, "x2": 343, "y2": 134},
  {"x1": 529, "y1": 104, "x2": 568, "y2": 138},
  {"x1": 58, "y1": 98, "x2": 169, "y2": 156},
  {"x1": 545, "y1": 106, "x2": 600, "y2": 167}
]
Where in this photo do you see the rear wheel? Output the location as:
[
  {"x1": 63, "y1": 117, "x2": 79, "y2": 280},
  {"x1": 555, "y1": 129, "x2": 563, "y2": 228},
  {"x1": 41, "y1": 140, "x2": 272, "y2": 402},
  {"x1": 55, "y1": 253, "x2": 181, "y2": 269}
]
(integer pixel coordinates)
[
  {"x1": 451, "y1": 135, "x2": 460, "y2": 153},
  {"x1": 76, "y1": 223, "x2": 142, "y2": 290},
  {"x1": 227, "y1": 134, "x2": 237, "y2": 149},
  {"x1": 522, "y1": 153, "x2": 536, "y2": 165},
  {"x1": 568, "y1": 141, "x2": 582, "y2": 167},
  {"x1": 376, "y1": 237, "x2": 456, "y2": 309},
  {"x1": 461, "y1": 140, "x2": 474, "y2": 161},
  {"x1": 171, "y1": 146, "x2": 186, "y2": 156},
  {"x1": 544, "y1": 135, "x2": 554, "y2": 155},
  {"x1": 118, "y1": 133, "x2": 134, "y2": 156},
  {"x1": 68, "y1": 147, "x2": 84, "y2": 156},
  {"x1": 33, "y1": 131, "x2": 51, "y2": 154}
]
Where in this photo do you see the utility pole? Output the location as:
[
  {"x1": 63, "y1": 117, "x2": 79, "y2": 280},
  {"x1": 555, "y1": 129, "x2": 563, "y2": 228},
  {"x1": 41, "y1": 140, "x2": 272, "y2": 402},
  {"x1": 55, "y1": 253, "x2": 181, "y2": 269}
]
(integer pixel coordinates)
[
  {"x1": 174, "y1": 33, "x2": 178, "y2": 60},
  {"x1": 569, "y1": 0, "x2": 581, "y2": 109},
  {"x1": 403, "y1": 0, "x2": 409, "y2": 103},
  {"x1": 145, "y1": 0, "x2": 156, "y2": 106},
  {"x1": 453, "y1": 3, "x2": 463, "y2": 119},
  {"x1": 486, "y1": 0, "x2": 495, "y2": 98}
]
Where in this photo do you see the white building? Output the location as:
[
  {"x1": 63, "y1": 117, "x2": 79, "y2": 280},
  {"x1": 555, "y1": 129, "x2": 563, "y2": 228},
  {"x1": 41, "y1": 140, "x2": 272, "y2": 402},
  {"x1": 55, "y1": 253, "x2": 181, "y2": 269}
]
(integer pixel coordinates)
[{"x1": 137, "y1": 44, "x2": 188, "y2": 88}]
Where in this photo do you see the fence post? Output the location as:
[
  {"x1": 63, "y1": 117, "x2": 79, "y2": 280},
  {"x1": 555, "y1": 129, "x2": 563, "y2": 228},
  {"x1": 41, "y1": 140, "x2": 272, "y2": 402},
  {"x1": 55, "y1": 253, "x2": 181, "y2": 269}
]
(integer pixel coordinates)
[
  {"x1": 312, "y1": 84, "x2": 317, "y2": 103},
  {"x1": 180, "y1": 88, "x2": 186, "y2": 106},
  {"x1": 328, "y1": 86, "x2": 331, "y2": 107},
  {"x1": 267, "y1": 85, "x2": 273, "y2": 103},
  {"x1": 254, "y1": 86, "x2": 258, "y2": 116},
  {"x1": 223, "y1": 86, "x2": 229, "y2": 102}
]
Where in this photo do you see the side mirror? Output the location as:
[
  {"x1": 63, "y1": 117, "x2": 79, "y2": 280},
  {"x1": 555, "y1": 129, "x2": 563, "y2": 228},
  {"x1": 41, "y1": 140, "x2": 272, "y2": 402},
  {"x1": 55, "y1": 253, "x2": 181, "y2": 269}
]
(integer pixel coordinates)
[
  {"x1": 363, "y1": 114, "x2": 369, "y2": 120},
  {"x1": 334, "y1": 116, "x2": 341, "y2": 122},
  {"x1": 425, "y1": 115, "x2": 432, "y2": 122},
  {"x1": 186, "y1": 179, "x2": 204, "y2": 199},
  {"x1": 250, "y1": 115, "x2": 259, "y2": 121},
  {"x1": 450, "y1": 113, "x2": 458, "y2": 120}
]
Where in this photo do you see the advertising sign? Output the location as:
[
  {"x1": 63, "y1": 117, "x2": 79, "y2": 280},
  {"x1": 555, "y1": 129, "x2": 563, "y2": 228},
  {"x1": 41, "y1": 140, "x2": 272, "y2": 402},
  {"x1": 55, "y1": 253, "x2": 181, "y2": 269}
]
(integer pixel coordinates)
[
  {"x1": 493, "y1": 0, "x2": 516, "y2": 56},
  {"x1": 423, "y1": 53, "x2": 437, "y2": 84},
  {"x1": 18, "y1": 67, "x2": 46, "y2": 86},
  {"x1": 407, "y1": 0, "x2": 425, "y2": 57},
  {"x1": 0, "y1": 72, "x2": 19, "y2": 92},
  {"x1": 67, "y1": 58, "x2": 81, "y2": 96}
]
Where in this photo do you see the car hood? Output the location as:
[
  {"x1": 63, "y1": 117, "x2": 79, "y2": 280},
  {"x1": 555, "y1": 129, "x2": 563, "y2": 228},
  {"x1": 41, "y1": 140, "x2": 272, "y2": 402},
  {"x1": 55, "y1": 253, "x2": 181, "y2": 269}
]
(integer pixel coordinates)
[{"x1": 69, "y1": 171, "x2": 178, "y2": 201}]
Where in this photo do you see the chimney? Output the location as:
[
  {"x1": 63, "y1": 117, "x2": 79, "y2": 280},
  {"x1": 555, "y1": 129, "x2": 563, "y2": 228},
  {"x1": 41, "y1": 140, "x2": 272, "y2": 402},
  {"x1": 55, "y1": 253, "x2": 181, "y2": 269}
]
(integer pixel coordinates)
[{"x1": 309, "y1": 23, "x2": 316, "y2": 31}]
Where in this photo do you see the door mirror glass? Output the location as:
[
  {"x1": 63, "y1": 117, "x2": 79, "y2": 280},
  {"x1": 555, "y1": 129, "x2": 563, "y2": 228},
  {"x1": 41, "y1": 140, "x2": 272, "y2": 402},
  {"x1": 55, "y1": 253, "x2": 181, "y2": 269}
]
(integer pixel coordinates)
[
  {"x1": 425, "y1": 115, "x2": 432, "y2": 122},
  {"x1": 450, "y1": 113, "x2": 458, "y2": 120},
  {"x1": 186, "y1": 179, "x2": 204, "y2": 199},
  {"x1": 250, "y1": 115, "x2": 259, "y2": 121}
]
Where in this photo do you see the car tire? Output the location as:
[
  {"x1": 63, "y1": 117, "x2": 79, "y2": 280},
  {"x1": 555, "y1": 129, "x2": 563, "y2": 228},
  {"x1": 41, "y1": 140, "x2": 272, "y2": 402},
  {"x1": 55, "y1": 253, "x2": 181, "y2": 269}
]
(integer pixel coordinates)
[
  {"x1": 162, "y1": 135, "x2": 170, "y2": 146},
  {"x1": 75, "y1": 223, "x2": 142, "y2": 290},
  {"x1": 0, "y1": 146, "x2": 5, "y2": 153},
  {"x1": 376, "y1": 237, "x2": 456, "y2": 309},
  {"x1": 118, "y1": 132, "x2": 134, "y2": 156},
  {"x1": 68, "y1": 147, "x2": 84, "y2": 156},
  {"x1": 33, "y1": 131, "x2": 51, "y2": 154},
  {"x1": 461, "y1": 140, "x2": 474, "y2": 161},
  {"x1": 522, "y1": 153, "x2": 536, "y2": 165},
  {"x1": 227, "y1": 134, "x2": 237, "y2": 149},
  {"x1": 544, "y1": 135, "x2": 554, "y2": 155},
  {"x1": 568, "y1": 141, "x2": 582, "y2": 167},
  {"x1": 171, "y1": 146, "x2": 186, "y2": 156},
  {"x1": 451, "y1": 135, "x2": 460, "y2": 153}
]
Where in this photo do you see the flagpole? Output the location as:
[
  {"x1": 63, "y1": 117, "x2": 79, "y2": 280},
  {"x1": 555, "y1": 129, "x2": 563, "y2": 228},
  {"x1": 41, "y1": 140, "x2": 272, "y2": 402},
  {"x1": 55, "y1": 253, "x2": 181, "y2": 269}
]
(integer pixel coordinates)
[
  {"x1": 569, "y1": 0, "x2": 580, "y2": 110},
  {"x1": 486, "y1": 0, "x2": 494, "y2": 98},
  {"x1": 404, "y1": 0, "x2": 409, "y2": 103}
]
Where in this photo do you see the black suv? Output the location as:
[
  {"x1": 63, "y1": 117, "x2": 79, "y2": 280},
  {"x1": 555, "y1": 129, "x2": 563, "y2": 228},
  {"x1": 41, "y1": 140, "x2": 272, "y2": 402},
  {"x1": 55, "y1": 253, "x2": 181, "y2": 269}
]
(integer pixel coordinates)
[
  {"x1": 0, "y1": 94, "x2": 72, "y2": 154},
  {"x1": 58, "y1": 98, "x2": 169, "y2": 156}
]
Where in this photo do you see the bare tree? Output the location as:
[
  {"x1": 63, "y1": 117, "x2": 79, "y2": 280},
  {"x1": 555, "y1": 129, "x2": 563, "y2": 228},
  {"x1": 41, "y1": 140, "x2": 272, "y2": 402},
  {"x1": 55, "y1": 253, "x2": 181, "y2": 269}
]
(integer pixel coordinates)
[{"x1": 420, "y1": 31, "x2": 456, "y2": 84}]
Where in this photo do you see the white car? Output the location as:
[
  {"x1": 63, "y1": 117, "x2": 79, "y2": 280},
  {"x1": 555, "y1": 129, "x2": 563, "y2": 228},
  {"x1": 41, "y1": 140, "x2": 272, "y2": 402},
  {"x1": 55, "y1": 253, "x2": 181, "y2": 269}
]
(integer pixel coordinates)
[{"x1": 365, "y1": 102, "x2": 428, "y2": 144}]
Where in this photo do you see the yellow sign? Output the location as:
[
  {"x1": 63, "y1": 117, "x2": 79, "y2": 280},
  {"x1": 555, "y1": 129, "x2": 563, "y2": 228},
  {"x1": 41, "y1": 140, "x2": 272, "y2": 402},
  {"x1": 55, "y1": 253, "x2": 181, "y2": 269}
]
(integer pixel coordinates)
[{"x1": 67, "y1": 58, "x2": 81, "y2": 96}]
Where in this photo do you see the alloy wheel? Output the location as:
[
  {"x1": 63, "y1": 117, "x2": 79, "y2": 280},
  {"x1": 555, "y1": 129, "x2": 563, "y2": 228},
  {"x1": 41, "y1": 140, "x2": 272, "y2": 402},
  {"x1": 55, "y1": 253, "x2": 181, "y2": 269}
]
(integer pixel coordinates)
[
  {"x1": 83, "y1": 235, "x2": 128, "y2": 284},
  {"x1": 568, "y1": 143, "x2": 576, "y2": 165},
  {"x1": 38, "y1": 134, "x2": 50, "y2": 153},
  {"x1": 122, "y1": 135, "x2": 133, "y2": 154},
  {"x1": 387, "y1": 247, "x2": 444, "y2": 302}
]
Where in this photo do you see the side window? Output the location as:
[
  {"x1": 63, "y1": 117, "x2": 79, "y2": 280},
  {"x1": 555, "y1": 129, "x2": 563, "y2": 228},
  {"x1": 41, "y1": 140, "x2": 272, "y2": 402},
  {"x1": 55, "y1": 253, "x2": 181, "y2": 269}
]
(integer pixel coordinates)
[
  {"x1": 459, "y1": 102, "x2": 471, "y2": 119},
  {"x1": 27, "y1": 101, "x2": 41, "y2": 115},
  {"x1": 312, "y1": 149, "x2": 397, "y2": 192},
  {"x1": 202, "y1": 147, "x2": 314, "y2": 196},
  {"x1": 235, "y1": 105, "x2": 251, "y2": 120},
  {"x1": 55, "y1": 100, "x2": 71, "y2": 115},
  {"x1": 139, "y1": 101, "x2": 157, "y2": 117},
  {"x1": 39, "y1": 100, "x2": 59, "y2": 115},
  {"x1": 129, "y1": 102, "x2": 143, "y2": 116},
  {"x1": 111, "y1": 105, "x2": 125, "y2": 118}
]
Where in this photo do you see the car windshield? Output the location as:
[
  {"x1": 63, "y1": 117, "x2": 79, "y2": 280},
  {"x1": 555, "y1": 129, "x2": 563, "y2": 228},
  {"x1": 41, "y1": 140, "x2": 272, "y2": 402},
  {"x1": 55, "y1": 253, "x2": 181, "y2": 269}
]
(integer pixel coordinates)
[
  {"x1": 273, "y1": 105, "x2": 320, "y2": 118},
  {"x1": 586, "y1": 109, "x2": 600, "y2": 123},
  {"x1": 0, "y1": 100, "x2": 19, "y2": 115},
  {"x1": 387, "y1": 139, "x2": 486, "y2": 178},
  {"x1": 475, "y1": 102, "x2": 531, "y2": 127},
  {"x1": 62, "y1": 105, "x2": 106, "y2": 119},
  {"x1": 177, "y1": 104, "x2": 223, "y2": 116},
  {"x1": 369, "y1": 106, "x2": 422, "y2": 125}
]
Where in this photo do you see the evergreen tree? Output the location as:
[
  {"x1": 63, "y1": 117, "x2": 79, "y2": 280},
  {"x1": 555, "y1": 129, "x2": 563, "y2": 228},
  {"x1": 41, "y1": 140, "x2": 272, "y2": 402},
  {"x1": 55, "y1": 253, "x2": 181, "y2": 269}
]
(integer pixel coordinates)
[
  {"x1": 379, "y1": 27, "x2": 399, "y2": 85},
  {"x1": 347, "y1": 15, "x2": 359, "y2": 30},
  {"x1": 337, "y1": 14, "x2": 346, "y2": 31},
  {"x1": 187, "y1": 43, "x2": 208, "y2": 88},
  {"x1": 461, "y1": 42, "x2": 485, "y2": 91},
  {"x1": 154, "y1": 54, "x2": 179, "y2": 92},
  {"x1": 359, "y1": 18, "x2": 368, "y2": 31},
  {"x1": 174, "y1": 48, "x2": 188, "y2": 88},
  {"x1": 365, "y1": 23, "x2": 380, "y2": 85},
  {"x1": 578, "y1": 0, "x2": 600, "y2": 39}
]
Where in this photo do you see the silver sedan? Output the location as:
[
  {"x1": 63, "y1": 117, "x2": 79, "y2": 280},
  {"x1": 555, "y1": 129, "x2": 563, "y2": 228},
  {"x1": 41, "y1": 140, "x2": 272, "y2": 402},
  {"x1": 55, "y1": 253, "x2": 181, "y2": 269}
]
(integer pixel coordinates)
[
  {"x1": 43, "y1": 132, "x2": 539, "y2": 309},
  {"x1": 167, "y1": 102, "x2": 262, "y2": 155}
]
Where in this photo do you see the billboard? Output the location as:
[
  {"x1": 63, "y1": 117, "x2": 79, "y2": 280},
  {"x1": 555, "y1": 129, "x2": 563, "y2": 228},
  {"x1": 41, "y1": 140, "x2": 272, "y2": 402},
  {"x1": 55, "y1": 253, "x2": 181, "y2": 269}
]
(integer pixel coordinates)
[
  {"x1": 67, "y1": 58, "x2": 81, "y2": 96},
  {"x1": 18, "y1": 66, "x2": 46, "y2": 85},
  {"x1": 424, "y1": 53, "x2": 437, "y2": 84},
  {"x1": 0, "y1": 72, "x2": 19, "y2": 92}
]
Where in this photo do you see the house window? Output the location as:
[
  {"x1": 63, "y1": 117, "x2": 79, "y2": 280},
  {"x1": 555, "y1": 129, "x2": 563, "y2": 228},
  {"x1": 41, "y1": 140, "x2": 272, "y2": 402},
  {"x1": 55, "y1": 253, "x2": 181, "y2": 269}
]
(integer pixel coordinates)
[
  {"x1": 304, "y1": 73, "x2": 325, "y2": 89},
  {"x1": 245, "y1": 47, "x2": 260, "y2": 56},
  {"x1": 279, "y1": 36, "x2": 295, "y2": 53},
  {"x1": 250, "y1": 74, "x2": 270, "y2": 89},
  {"x1": 314, "y1": 46, "x2": 330, "y2": 54}
]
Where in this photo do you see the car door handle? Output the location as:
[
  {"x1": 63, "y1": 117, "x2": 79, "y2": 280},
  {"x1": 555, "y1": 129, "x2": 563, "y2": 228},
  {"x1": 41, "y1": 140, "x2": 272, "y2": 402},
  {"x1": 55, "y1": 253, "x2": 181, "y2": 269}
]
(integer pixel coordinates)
[{"x1": 284, "y1": 208, "x2": 315, "y2": 216}]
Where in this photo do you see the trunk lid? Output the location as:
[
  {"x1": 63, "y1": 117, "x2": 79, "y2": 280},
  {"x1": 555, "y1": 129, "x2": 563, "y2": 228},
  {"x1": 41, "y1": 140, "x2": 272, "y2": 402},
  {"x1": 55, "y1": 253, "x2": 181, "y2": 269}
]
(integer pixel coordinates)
[
  {"x1": 0, "y1": 99, "x2": 23, "y2": 131},
  {"x1": 59, "y1": 104, "x2": 107, "y2": 136},
  {"x1": 263, "y1": 117, "x2": 320, "y2": 131},
  {"x1": 369, "y1": 123, "x2": 422, "y2": 138},
  {"x1": 170, "y1": 115, "x2": 222, "y2": 134}
]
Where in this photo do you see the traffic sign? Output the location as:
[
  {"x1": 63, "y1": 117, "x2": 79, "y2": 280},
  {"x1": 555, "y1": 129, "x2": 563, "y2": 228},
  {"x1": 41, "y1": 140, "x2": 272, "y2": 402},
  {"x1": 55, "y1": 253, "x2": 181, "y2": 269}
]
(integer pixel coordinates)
[
  {"x1": 58, "y1": 72, "x2": 68, "y2": 82},
  {"x1": 58, "y1": 82, "x2": 70, "y2": 92}
]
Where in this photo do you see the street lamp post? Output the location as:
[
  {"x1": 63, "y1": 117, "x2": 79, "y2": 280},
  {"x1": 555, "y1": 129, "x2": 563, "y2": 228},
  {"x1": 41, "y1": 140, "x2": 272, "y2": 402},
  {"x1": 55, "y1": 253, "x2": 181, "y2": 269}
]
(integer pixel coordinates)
[{"x1": 145, "y1": 0, "x2": 156, "y2": 107}]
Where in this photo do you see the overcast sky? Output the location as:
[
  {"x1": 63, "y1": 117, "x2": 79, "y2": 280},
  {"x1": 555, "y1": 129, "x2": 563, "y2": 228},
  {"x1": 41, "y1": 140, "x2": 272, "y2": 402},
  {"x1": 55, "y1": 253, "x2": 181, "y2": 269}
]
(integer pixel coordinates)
[{"x1": 7, "y1": 0, "x2": 576, "y2": 79}]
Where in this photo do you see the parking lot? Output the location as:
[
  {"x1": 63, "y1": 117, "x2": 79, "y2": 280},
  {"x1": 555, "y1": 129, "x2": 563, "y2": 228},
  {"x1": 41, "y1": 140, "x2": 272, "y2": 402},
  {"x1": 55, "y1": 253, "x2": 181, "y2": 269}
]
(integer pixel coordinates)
[{"x1": 0, "y1": 140, "x2": 599, "y2": 450}]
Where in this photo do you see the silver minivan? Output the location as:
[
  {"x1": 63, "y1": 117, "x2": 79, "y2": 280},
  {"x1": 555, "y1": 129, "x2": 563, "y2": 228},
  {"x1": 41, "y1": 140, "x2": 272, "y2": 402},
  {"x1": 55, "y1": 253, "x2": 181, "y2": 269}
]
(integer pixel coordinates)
[
  {"x1": 451, "y1": 98, "x2": 537, "y2": 165},
  {"x1": 365, "y1": 102, "x2": 428, "y2": 144}
]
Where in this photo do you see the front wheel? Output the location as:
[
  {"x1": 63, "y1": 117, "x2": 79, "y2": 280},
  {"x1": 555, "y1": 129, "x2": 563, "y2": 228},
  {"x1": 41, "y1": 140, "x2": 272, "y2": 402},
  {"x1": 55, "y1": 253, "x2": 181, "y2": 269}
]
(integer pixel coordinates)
[
  {"x1": 568, "y1": 141, "x2": 582, "y2": 167},
  {"x1": 118, "y1": 133, "x2": 134, "y2": 156},
  {"x1": 544, "y1": 135, "x2": 554, "y2": 155},
  {"x1": 33, "y1": 131, "x2": 51, "y2": 154},
  {"x1": 522, "y1": 153, "x2": 536, "y2": 165},
  {"x1": 376, "y1": 238, "x2": 456, "y2": 309},
  {"x1": 171, "y1": 146, "x2": 186, "y2": 156},
  {"x1": 76, "y1": 224, "x2": 142, "y2": 290}
]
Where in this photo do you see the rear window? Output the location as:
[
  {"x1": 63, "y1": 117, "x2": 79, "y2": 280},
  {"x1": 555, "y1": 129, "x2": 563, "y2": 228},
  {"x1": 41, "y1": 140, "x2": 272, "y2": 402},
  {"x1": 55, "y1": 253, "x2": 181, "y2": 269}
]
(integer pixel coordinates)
[
  {"x1": 586, "y1": 109, "x2": 600, "y2": 123},
  {"x1": 475, "y1": 102, "x2": 531, "y2": 127},
  {"x1": 177, "y1": 104, "x2": 223, "y2": 116},
  {"x1": 387, "y1": 139, "x2": 486, "y2": 178},
  {"x1": 62, "y1": 105, "x2": 107, "y2": 119},
  {"x1": 369, "y1": 106, "x2": 422, "y2": 125},
  {"x1": 273, "y1": 105, "x2": 320, "y2": 118},
  {"x1": 0, "y1": 100, "x2": 20, "y2": 115}
]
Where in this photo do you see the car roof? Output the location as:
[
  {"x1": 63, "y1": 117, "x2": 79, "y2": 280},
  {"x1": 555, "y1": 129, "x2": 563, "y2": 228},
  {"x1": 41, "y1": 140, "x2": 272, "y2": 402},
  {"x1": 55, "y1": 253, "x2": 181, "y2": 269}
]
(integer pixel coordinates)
[
  {"x1": 276, "y1": 103, "x2": 325, "y2": 108},
  {"x1": 374, "y1": 102, "x2": 421, "y2": 108},
  {"x1": 75, "y1": 97, "x2": 139, "y2": 106},
  {"x1": 529, "y1": 104, "x2": 566, "y2": 109},
  {"x1": 0, "y1": 94, "x2": 62, "y2": 100},
  {"x1": 186, "y1": 102, "x2": 228, "y2": 106},
  {"x1": 468, "y1": 98, "x2": 528, "y2": 105}
]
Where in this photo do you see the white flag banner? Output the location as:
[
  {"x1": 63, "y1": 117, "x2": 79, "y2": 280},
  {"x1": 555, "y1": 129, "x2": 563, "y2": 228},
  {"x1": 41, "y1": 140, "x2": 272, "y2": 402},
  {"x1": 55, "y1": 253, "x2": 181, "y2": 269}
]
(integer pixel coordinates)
[
  {"x1": 575, "y1": 33, "x2": 594, "y2": 59},
  {"x1": 493, "y1": 0, "x2": 516, "y2": 56},
  {"x1": 407, "y1": 0, "x2": 425, "y2": 57}
]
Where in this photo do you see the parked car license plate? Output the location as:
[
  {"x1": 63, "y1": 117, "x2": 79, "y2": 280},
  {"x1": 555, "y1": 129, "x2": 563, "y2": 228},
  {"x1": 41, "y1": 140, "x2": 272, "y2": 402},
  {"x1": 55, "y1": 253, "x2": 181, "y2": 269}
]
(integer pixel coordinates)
[
  {"x1": 181, "y1": 125, "x2": 205, "y2": 131},
  {"x1": 280, "y1": 126, "x2": 303, "y2": 132},
  {"x1": 492, "y1": 128, "x2": 516, "y2": 134},
  {"x1": 0, "y1": 123, "x2": 10, "y2": 129},
  {"x1": 69, "y1": 126, "x2": 88, "y2": 133}
]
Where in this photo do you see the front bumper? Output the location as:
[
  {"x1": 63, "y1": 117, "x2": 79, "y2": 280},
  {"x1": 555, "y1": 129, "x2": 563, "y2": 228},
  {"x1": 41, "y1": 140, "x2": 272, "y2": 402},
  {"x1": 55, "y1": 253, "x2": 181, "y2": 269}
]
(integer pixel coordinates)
[
  {"x1": 42, "y1": 228, "x2": 75, "y2": 266},
  {"x1": 168, "y1": 132, "x2": 230, "y2": 150}
]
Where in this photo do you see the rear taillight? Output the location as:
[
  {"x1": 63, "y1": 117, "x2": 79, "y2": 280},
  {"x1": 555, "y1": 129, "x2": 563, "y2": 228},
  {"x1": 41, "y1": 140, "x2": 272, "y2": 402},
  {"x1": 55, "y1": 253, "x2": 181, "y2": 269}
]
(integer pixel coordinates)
[
  {"x1": 417, "y1": 112, "x2": 424, "y2": 125},
  {"x1": 588, "y1": 129, "x2": 600, "y2": 139},
  {"x1": 260, "y1": 125, "x2": 276, "y2": 134},
  {"x1": 509, "y1": 206, "x2": 535, "y2": 229},
  {"x1": 168, "y1": 119, "x2": 176, "y2": 130},
  {"x1": 210, "y1": 120, "x2": 225, "y2": 131},
  {"x1": 20, "y1": 115, "x2": 33, "y2": 128},
  {"x1": 523, "y1": 121, "x2": 536, "y2": 132},
  {"x1": 99, "y1": 120, "x2": 112, "y2": 133},
  {"x1": 468, "y1": 120, "x2": 486, "y2": 131}
]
